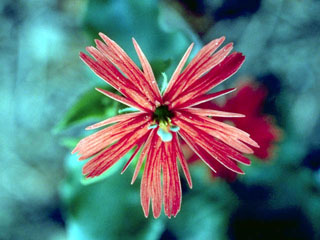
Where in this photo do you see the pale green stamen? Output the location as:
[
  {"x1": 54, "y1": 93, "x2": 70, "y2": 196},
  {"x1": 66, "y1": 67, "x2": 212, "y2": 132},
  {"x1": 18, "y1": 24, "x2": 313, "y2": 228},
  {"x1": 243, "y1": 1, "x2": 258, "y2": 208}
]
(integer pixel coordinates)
[
  {"x1": 118, "y1": 107, "x2": 138, "y2": 114},
  {"x1": 147, "y1": 123, "x2": 158, "y2": 129},
  {"x1": 151, "y1": 104, "x2": 179, "y2": 142},
  {"x1": 160, "y1": 72, "x2": 168, "y2": 94},
  {"x1": 157, "y1": 127, "x2": 173, "y2": 142},
  {"x1": 170, "y1": 125, "x2": 180, "y2": 132}
]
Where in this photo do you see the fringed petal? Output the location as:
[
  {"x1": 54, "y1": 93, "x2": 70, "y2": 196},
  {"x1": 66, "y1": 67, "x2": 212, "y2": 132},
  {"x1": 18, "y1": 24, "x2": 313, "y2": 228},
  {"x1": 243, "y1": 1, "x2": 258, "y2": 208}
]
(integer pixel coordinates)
[
  {"x1": 168, "y1": 42, "x2": 233, "y2": 102},
  {"x1": 80, "y1": 51, "x2": 150, "y2": 109},
  {"x1": 82, "y1": 125, "x2": 150, "y2": 178},
  {"x1": 171, "y1": 88, "x2": 236, "y2": 109},
  {"x1": 95, "y1": 88, "x2": 149, "y2": 112},
  {"x1": 140, "y1": 133, "x2": 162, "y2": 218},
  {"x1": 86, "y1": 112, "x2": 144, "y2": 130},
  {"x1": 183, "y1": 52, "x2": 245, "y2": 101},
  {"x1": 97, "y1": 33, "x2": 157, "y2": 105},
  {"x1": 163, "y1": 43, "x2": 194, "y2": 99},
  {"x1": 131, "y1": 129, "x2": 156, "y2": 184},
  {"x1": 175, "y1": 111, "x2": 258, "y2": 149},
  {"x1": 169, "y1": 52, "x2": 245, "y2": 110},
  {"x1": 84, "y1": 47, "x2": 136, "y2": 92},
  {"x1": 72, "y1": 114, "x2": 151, "y2": 160},
  {"x1": 132, "y1": 38, "x2": 161, "y2": 102},
  {"x1": 162, "y1": 141, "x2": 182, "y2": 218},
  {"x1": 180, "y1": 108, "x2": 244, "y2": 118},
  {"x1": 172, "y1": 133, "x2": 192, "y2": 188},
  {"x1": 178, "y1": 129, "x2": 217, "y2": 173},
  {"x1": 174, "y1": 117, "x2": 251, "y2": 173},
  {"x1": 164, "y1": 37, "x2": 226, "y2": 101},
  {"x1": 150, "y1": 140, "x2": 163, "y2": 218},
  {"x1": 121, "y1": 134, "x2": 148, "y2": 174}
]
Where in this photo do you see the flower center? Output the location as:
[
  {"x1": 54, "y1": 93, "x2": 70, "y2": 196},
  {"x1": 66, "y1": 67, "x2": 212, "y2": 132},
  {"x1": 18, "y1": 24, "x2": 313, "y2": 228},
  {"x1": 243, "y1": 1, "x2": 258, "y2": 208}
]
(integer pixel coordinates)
[
  {"x1": 152, "y1": 105, "x2": 174, "y2": 125},
  {"x1": 148, "y1": 105, "x2": 179, "y2": 142}
]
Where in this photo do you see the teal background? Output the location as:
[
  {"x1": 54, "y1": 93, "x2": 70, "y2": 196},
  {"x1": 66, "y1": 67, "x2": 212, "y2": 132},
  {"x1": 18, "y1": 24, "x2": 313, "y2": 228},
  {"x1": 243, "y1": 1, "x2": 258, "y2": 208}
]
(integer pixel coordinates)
[{"x1": 1, "y1": 0, "x2": 320, "y2": 239}]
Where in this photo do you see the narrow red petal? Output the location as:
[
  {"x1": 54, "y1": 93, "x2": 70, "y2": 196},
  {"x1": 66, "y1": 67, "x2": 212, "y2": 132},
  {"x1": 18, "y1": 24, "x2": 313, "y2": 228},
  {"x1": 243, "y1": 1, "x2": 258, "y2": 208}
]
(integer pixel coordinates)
[
  {"x1": 161, "y1": 143, "x2": 170, "y2": 217},
  {"x1": 121, "y1": 134, "x2": 148, "y2": 174},
  {"x1": 132, "y1": 38, "x2": 161, "y2": 102},
  {"x1": 131, "y1": 129, "x2": 156, "y2": 184},
  {"x1": 183, "y1": 52, "x2": 245, "y2": 100},
  {"x1": 73, "y1": 115, "x2": 151, "y2": 160},
  {"x1": 140, "y1": 133, "x2": 162, "y2": 217},
  {"x1": 170, "y1": 88, "x2": 236, "y2": 109},
  {"x1": 162, "y1": 141, "x2": 182, "y2": 217},
  {"x1": 172, "y1": 133, "x2": 192, "y2": 188},
  {"x1": 195, "y1": 136, "x2": 244, "y2": 174},
  {"x1": 174, "y1": 117, "x2": 251, "y2": 170},
  {"x1": 96, "y1": 88, "x2": 148, "y2": 112},
  {"x1": 178, "y1": 129, "x2": 217, "y2": 173},
  {"x1": 79, "y1": 51, "x2": 122, "y2": 89},
  {"x1": 175, "y1": 111, "x2": 258, "y2": 148},
  {"x1": 84, "y1": 47, "x2": 135, "y2": 92},
  {"x1": 181, "y1": 108, "x2": 244, "y2": 118},
  {"x1": 80, "y1": 51, "x2": 148, "y2": 107},
  {"x1": 169, "y1": 53, "x2": 245, "y2": 110},
  {"x1": 150, "y1": 141, "x2": 162, "y2": 218},
  {"x1": 168, "y1": 42, "x2": 233, "y2": 102},
  {"x1": 97, "y1": 33, "x2": 156, "y2": 105},
  {"x1": 186, "y1": 37, "x2": 225, "y2": 71},
  {"x1": 85, "y1": 112, "x2": 144, "y2": 130},
  {"x1": 83, "y1": 126, "x2": 149, "y2": 177},
  {"x1": 163, "y1": 43, "x2": 194, "y2": 100}
]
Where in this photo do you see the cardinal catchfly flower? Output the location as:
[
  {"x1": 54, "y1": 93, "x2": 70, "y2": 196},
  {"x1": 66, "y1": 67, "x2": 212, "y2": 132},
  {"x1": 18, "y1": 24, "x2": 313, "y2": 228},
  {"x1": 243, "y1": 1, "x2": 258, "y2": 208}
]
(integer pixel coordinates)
[
  {"x1": 72, "y1": 33, "x2": 259, "y2": 218},
  {"x1": 188, "y1": 80, "x2": 280, "y2": 182}
]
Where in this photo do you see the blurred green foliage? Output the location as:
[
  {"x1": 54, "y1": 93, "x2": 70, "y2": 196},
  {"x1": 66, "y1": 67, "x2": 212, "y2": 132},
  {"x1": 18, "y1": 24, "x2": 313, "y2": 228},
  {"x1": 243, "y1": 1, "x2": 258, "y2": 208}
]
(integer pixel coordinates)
[
  {"x1": 54, "y1": 87, "x2": 117, "y2": 132},
  {"x1": 2, "y1": 0, "x2": 320, "y2": 239}
]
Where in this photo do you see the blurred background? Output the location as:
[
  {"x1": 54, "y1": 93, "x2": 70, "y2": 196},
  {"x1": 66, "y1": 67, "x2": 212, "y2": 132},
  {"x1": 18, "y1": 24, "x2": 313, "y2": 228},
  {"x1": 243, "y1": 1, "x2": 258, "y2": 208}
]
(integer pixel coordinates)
[{"x1": 1, "y1": 0, "x2": 320, "y2": 239}]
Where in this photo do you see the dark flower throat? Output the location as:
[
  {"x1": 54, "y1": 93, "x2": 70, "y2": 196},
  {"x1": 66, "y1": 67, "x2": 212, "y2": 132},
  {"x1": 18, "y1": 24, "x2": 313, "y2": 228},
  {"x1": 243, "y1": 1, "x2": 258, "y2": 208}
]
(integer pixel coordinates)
[{"x1": 153, "y1": 105, "x2": 174, "y2": 124}]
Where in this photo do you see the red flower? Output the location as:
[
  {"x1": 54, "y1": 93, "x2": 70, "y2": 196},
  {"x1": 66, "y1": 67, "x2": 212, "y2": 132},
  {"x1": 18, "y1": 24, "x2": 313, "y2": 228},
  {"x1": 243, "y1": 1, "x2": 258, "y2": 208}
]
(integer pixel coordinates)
[
  {"x1": 189, "y1": 81, "x2": 280, "y2": 181},
  {"x1": 72, "y1": 33, "x2": 258, "y2": 218}
]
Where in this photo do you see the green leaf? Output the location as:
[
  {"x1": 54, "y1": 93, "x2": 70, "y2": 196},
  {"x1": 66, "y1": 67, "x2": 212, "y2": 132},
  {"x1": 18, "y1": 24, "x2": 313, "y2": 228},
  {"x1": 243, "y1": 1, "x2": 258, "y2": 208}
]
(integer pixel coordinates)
[
  {"x1": 54, "y1": 87, "x2": 117, "y2": 132},
  {"x1": 118, "y1": 107, "x2": 139, "y2": 114},
  {"x1": 83, "y1": 0, "x2": 189, "y2": 76},
  {"x1": 59, "y1": 137, "x2": 80, "y2": 149},
  {"x1": 160, "y1": 72, "x2": 168, "y2": 94},
  {"x1": 80, "y1": 154, "x2": 127, "y2": 186},
  {"x1": 61, "y1": 154, "x2": 164, "y2": 240},
  {"x1": 150, "y1": 59, "x2": 172, "y2": 81}
]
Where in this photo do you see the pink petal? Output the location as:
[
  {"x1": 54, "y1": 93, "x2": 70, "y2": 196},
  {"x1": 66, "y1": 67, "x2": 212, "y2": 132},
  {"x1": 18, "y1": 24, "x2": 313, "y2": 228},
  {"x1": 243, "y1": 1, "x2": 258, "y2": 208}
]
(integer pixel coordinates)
[
  {"x1": 178, "y1": 129, "x2": 217, "y2": 173},
  {"x1": 83, "y1": 125, "x2": 150, "y2": 177},
  {"x1": 140, "y1": 133, "x2": 162, "y2": 218},
  {"x1": 131, "y1": 129, "x2": 157, "y2": 184},
  {"x1": 183, "y1": 52, "x2": 245, "y2": 100},
  {"x1": 96, "y1": 88, "x2": 149, "y2": 112},
  {"x1": 171, "y1": 88, "x2": 236, "y2": 109},
  {"x1": 97, "y1": 33, "x2": 157, "y2": 105},
  {"x1": 132, "y1": 38, "x2": 161, "y2": 102},
  {"x1": 180, "y1": 107, "x2": 244, "y2": 118},
  {"x1": 162, "y1": 141, "x2": 182, "y2": 217},
  {"x1": 86, "y1": 112, "x2": 145, "y2": 130},
  {"x1": 121, "y1": 134, "x2": 148, "y2": 174},
  {"x1": 172, "y1": 133, "x2": 192, "y2": 188},
  {"x1": 80, "y1": 51, "x2": 149, "y2": 107},
  {"x1": 163, "y1": 43, "x2": 194, "y2": 100},
  {"x1": 174, "y1": 117, "x2": 251, "y2": 171},
  {"x1": 175, "y1": 111, "x2": 258, "y2": 148},
  {"x1": 73, "y1": 115, "x2": 151, "y2": 160},
  {"x1": 168, "y1": 42, "x2": 233, "y2": 102}
]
